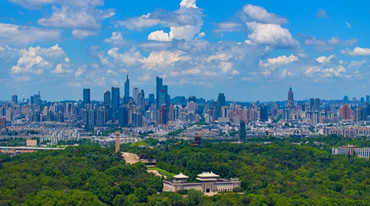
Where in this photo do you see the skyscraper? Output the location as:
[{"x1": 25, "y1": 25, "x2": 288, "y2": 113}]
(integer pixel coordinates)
[
  {"x1": 339, "y1": 104, "x2": 352, "y2": 120},
  {"x1": 156, "y1": 77, "x2": 169, "y2": 108},
  {"x1": 148, "y1": 93, "x2": 155, "y2": 107},
  {"x1": 314, "y1": 98, "x2": 320, "y2": 111},
  {"x1": 260, "y1": 105, "x2": 268, "y2": 122},
  {"x1": 216, "y1": 93, "x2": 226, "y2": 119},
  {"x1": 158, "y1": 105, "x2": 169, "y2": 124},
  {"x1": 111, "y1": 87, "x2": 120, "y2": 120},
  {"x1": 11, "y1": 95, "x2": 18, "y2": 104},
  {"x1": 124, "y1": 75, "x2": 130, "y2": 104},
  {"x1": 286, "y1": 87, "x2": 294, "y2": 108},
  {"x1": 366, "y1": 95, "x2": 369, "y2": 103},
  {"x1": 133, "y1": 87, "x2": 139, "y2": 103},
  {"x1": 83, "y1": 89, "x2": 90, "y2": 104},
  {"x1": 239, "y1": 120, "x2": 246, "y2": 143},
  {"x1": 104, "y1": 91, "x2": 111, "y2": 106}
]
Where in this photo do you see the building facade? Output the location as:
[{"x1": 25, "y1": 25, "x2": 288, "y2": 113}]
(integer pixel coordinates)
[{"x1": 163, "y1": 172, "x2": 241, "y2": 194}]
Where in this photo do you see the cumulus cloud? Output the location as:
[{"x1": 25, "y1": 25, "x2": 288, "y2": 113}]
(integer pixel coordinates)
[
  {"x1": 246, "y1": 22, "x2": 299, "y2": 48},
  {"x1": 107, "y1": 48, "x2": 143, "y2": 66},
  {"x1": 104, "y1": 32, "x2": 126, "y2": 45},
  {"x1": 121, "y1": 0, "x2": 203, "y2": 42},
  {"x1": 305, "y1": 65, "x2": 346, "y2": 78},
  {"x1": 51, "y1": 63, "x2": 72, "y2": 74},
  {"x1": 341, "y1": 47, "x2": 370, "y2": 56},
  {"x1": 259, "y1": 54, "x2": 298, "y2": 67},
  {"x1": 0, "y1": 23, "x2": 60, "y2": 46},
  {"x1": 281, "y1": 69, "x2": 294, "y2": 78},
  {"x1": 11, "y1": 44, "x2": 68, "y2": 74},
  {"x1": 302, "y1": 35, "x2": 357, "y2": 52},
  {"x1": 180, "y1": 0, "x2": 197, "y2": 8},
  {"x1": 207, "y1": 53, "x2": 232, "y2": 62},
  {"x1": 116, "y1": 13, "x2": 160, "y2": 30},
  {"x1": 316, "y1": 55, "x2": 335, "y2": 64},
  {"x1": 37, "y1": 5, "x2": 114, "y2": 39},
  {"x1": 243, "y1": 4, "x2": 288, "y2": 24},
  {"x1": 38, "y1": 6, "x2": 101, "y2": 29},
  {"x1": 140, "y1": 50, "x2": 190, "y2": 69}
]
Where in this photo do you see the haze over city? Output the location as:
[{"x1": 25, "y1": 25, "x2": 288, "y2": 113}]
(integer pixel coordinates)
[{"x1": 0, "y1": 0, "x2": 369, "y2": 101}]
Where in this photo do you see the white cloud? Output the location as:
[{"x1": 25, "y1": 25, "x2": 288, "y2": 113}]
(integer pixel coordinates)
[
  {"x1": 148, "y1": 24, "x2": 202, "y2": 42},
  {"x1": 72, "y1": 29, "x2": 98, "y2": 39},
  {"x1": 281, "y1": 69, "x2": 293, "y2": 78},
  {"x1": 11, "y1": 44, "x2": 67, "y2": 74},
  {"x1": 316, "y1": 55, "x2": 335, "y2": 64},
  {"x1": 75, "y1": 65, "x2": 86, "y2": 77},
  {"x1": 221, "y1": 62, "x2": 233, "y2": 73},
  {"x1": 243, "y1": 4, "x2": 288, "y2": 24},
  {"x1": 104, "y1": 32, "x2": 126, "y2": 45},
  {"x1": 349, "y1": 59, "x2": 367, "y2": 67},
  {"x1": 260, "y1": 54, "x2": 298, "y2": 67},
  {"x1": 180, "y1": 0, "x2": 197, "y2": 8},
  {"x1": 316, "y1": 9, "x2": 328, "y2": 18},
  {"x1": 207, "y1": 53, "x2": 232, "y2": 62},
  {"x1": 341, "y1": 47, "x2": 370, "y2": 56},
  {"x1": 140, "y1": 50, "x2": 190, "y2": 69},
  {"x1": 51, "y1": 63, "x2": 72, "y2": 74},
  {"x1": 117, "y1": 13, "x2": 160, "y2": 30},
  {"x1": 148, "y1": 30, "x2": 172, "y2": 42},
  {"x1": 246, "y1": 22, "x2": 299, "y2": 48},
  {"x1": 302, "y1": 35, "x2": 357, "y2": 52},
  {"x1": 182, "y1": 68, "x2": 201, "y2": 75},
  {"x1": 107, "y1": 48, "x2": 143, "y2": 66},
  {"x1": 0, "y1": 23, "x2": 60, "y2": 46},
  {"x1": 305, "y1": 65, "x2": 346, "y2": 78},
  {"x1": 38, "y1": 6, "x2": 101, "y2": 29},
  {"x1": 214, "y1": 22, "x2": 242, "y2": 33}
]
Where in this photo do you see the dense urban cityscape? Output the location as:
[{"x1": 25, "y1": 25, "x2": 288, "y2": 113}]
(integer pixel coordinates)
[{"x1": 1, "y1": 75, "x2": 370, "y2": 158}]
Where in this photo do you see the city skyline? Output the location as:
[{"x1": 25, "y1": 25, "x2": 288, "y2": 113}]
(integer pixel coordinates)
[{"x1": 0, "y1": 0, "x2": 369, "y2": 101}]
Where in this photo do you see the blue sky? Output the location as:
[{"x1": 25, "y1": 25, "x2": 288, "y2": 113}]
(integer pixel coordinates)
[{"x1": 0, "y1": 0, "x2": 369, "y2": 102}]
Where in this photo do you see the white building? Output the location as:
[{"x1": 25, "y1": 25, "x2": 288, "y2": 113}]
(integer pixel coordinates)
[{"x1": 163, "y1": 172, "x2": 240, "y2": 195}]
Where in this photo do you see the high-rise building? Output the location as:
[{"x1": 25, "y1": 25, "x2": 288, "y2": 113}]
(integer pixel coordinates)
[
  {"x1": 353, "y1": 107, "x2": 367, "y2": 122},
  {"x1": 119, "y1": 105, "x2": 128, "y2": 126},
  {"x1": 124, "y1": 75, "x2": 130, "y2": 104},
  {"x1": 260, "y1": 105, "x2": 268, "y2": 122},
  {"x1": 314, "y1": 98, "x2": 320, "y2": 111},
  {"x1": 138, "y1": 89, "x2": 145, "y2": 108},
  {"x1": 216, "y1": 93, "x2": 226, "y2": 118},
  {"x1": 148, "y1": 93, "x2": 155, "y2": 107},
  {"x1": 104, "y1": 91, "x2": 111, "y2": 106},
  {"x1": 156, "y1": 77, "x2": 169, "y2": 108},
  {"x1": 158, "y1": 105, "x2": 169, "y2": 124},
  {"x1": 133, "y1": 87, "x2": 139, "y2": 103},
  {"x1": 239, "y1": 120, "x2": 246, "y2": 143},
  {"x1": 111, "y1": 87, "x2": 120, "y2": 120},
  {"x1": 96, "y1": 107, "x2": 106, "y2": 126},
  {"x1": 11, "y1": 95, "x2": 18, "y2": 104},
  {"x1": 309, "y1": 98, "x2": 314, "y2": 111},
  {"x1": 366, "y1": 95, "x2": 369, "y2": 103},
  {"x1": 0, "y1": 117, "x2": 6, "y2": 130},
  {"x1": 339, "y1": 104, "x2": 352, "y2": 120},
  {"x1": 83, "y1": 89, "x2": 90, "y2": 104},
  {"x1": 286, "y1": 87, "x2": 294, "y2": 108}
]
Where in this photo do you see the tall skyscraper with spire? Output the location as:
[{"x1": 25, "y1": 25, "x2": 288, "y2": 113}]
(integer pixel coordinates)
[
  {"x1": 287, "y1": 87, "x2": 294, "y2": 108},
  {"x1": 124, "y1": 75, "x2": 130, "y2": 104}
]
